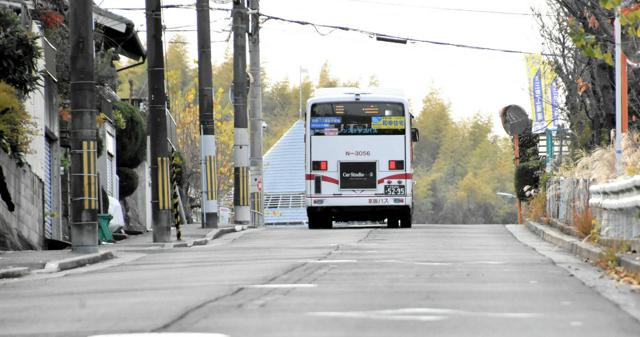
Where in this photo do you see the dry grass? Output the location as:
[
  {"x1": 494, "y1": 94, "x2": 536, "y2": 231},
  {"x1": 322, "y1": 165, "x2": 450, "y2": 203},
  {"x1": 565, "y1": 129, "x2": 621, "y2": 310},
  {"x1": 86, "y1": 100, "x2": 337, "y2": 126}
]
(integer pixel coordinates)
[
  {"x1": 526, "y1": 190, "x2": 547, "y2": 222},
  {"x1": 595, "y1": 241, "x2": 640, "y2": 290},
  {"x1": 562, "y1": 131, "x2": 640, "y2": 183},
  {"x1": 572, "y1": 206, "x2": 593, "y2": 238}
]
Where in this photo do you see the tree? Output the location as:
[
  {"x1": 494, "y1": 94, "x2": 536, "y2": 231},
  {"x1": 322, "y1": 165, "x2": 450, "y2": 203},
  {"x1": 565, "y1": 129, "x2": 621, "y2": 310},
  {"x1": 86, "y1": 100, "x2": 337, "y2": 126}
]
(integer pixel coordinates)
[
  {"x1": 0, "y1": 8, "x2": 41, "y2": 96},
  {"x1": 412, "y1": 89, "x2": 453, "y2": 170},
  {"x1": 214, "y1": 88, "x2": 235, "y2": 199},
  {"x1": 535, "y1": 0, "x2": 640, "y2": 149},
  {"x1": 412, "y1": 90, "x2": 516, "y2": 224},
  {"x1": 0, "y1": 82, "x2": 36, "y2": 164}
]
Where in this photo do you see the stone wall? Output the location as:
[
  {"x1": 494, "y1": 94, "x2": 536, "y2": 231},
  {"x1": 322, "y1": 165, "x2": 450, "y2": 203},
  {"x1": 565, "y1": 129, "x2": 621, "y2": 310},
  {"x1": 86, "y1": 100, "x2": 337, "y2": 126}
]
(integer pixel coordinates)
[{"x1": 0, "y1": 150, "x2": 45, "y2": 250}]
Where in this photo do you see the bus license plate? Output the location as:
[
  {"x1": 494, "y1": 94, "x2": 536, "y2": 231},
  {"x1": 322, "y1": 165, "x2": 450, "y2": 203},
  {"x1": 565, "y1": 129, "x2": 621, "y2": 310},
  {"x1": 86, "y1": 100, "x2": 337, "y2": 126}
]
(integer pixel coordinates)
[{"x1": 384, "y1": 185, "x2": 405, "y2": 195}]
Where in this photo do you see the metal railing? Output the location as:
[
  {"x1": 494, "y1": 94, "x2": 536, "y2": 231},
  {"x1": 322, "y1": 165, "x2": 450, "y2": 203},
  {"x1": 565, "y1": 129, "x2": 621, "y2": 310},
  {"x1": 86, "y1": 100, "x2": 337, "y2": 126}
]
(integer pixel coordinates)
[{"x1": 589, "y1": 176, "x2": 640, "y2": 239}]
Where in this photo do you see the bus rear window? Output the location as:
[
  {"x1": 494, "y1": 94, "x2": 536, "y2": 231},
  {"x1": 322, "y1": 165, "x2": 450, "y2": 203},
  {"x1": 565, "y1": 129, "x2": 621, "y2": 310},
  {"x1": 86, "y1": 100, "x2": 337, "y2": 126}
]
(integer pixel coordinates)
[{"x1": 310, "y1": 102, "x2": 405, "y2": 136}]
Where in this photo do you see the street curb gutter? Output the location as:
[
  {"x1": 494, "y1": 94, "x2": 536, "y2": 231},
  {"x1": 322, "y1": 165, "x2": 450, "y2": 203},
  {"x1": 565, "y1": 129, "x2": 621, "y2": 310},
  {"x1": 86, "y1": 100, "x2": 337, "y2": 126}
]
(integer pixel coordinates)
[
  {"x1": 0, "y1": 267, "x2": 29, "y2": 279},
  {"x1": 43, "y1": 251, "x2": 115, "y2": 273},
  {"x1": 526, "y1": 221, "x2": 640, "y2": 274},
  {"x1": 162, "y1": 225, "x2": 249, "y2": 248},
  {"x1": 2, "y1": 225, "x2": 251, "y2": 280}
]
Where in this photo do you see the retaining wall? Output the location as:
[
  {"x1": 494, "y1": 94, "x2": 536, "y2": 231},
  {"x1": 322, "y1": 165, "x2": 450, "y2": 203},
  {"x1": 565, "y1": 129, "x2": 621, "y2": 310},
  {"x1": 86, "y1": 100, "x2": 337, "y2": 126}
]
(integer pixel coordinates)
[{"x1": 0, "y1": 150, "x2": 45, "y2": 250}]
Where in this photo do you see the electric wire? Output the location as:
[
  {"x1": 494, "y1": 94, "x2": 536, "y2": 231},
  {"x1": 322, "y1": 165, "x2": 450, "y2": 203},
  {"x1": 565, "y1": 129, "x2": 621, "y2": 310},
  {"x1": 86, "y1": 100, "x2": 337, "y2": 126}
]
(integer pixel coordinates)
[
  {"x1": 343, "y1": 0, "x2": 535, "y2": 17},
  {"x1": 259, "y1": 12, "x2": 554, "y2": 56},
  {"x1": 105, "y1": 5, "x2": 550, "y2": 56}
]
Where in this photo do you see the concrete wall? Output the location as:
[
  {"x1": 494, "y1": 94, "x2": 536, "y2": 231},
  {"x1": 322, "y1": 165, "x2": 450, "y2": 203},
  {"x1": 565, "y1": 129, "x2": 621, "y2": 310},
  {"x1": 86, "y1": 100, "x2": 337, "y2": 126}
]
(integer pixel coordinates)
[{"x1": 0, "y1": 150, "x2": 45, "y2": 250}]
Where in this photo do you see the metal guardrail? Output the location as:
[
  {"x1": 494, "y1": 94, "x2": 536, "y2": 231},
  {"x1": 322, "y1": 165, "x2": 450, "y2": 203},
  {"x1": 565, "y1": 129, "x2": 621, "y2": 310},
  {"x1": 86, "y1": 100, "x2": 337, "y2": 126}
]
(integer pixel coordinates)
[
  {"x1": 589, "y1": 176, "x2": 640, "y2": 239},
  {"x1": 589, "y1": 176, "x2": 640, "y2": 210}
]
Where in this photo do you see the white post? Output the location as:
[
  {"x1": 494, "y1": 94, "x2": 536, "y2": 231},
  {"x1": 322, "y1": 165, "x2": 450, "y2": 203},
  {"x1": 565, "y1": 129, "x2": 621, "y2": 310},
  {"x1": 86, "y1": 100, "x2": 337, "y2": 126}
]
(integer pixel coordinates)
[{"x1": 615, "y1": 9, "x2": 623, "y2": 176}]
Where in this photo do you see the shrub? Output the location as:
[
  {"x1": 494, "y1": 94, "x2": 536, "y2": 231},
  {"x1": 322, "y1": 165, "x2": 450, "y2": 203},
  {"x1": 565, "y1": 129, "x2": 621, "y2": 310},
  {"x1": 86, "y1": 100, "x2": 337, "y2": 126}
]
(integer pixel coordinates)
[
  {"x1": 114, "y1": 101, "x2": 146, "y2": 168},
  {"x1": 0, "y1": 82, "x2": 36, "y2": 164},
  {"x1": 515, "y1": 160, "x2": 542, "y2": 201},
  {"x1": 0, "y1": 8, "x2": 41, "y2": 95},
  {"x1": 117, "y1": 167, "x2": 139, "y2": 199}
]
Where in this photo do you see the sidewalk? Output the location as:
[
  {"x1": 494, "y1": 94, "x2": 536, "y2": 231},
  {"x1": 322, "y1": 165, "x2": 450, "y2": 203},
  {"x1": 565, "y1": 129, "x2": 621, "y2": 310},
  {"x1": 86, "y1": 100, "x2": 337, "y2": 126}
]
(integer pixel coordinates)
[
  {"x1": 0, "y1": 223, "x2": 249, "y2": 279},
  {"x1": 526, "y1": 220, "x2": 640, "y2": 274}
]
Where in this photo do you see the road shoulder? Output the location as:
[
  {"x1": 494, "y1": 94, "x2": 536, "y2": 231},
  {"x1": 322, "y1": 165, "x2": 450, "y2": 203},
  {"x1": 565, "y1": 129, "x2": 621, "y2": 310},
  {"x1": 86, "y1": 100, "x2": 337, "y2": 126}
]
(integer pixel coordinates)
[{"x1": 506, "y1": 224, "x2": 640, "y2": 322}]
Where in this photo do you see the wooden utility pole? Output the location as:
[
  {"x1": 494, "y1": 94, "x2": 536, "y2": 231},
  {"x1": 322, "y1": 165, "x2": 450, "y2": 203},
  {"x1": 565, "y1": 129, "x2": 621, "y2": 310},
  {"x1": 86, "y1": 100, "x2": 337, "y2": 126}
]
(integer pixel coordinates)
[
  {"x1": 146, "y1": 0, "x2": 172, "y2": 241},
  {"x1": 69, "y1": 0, "x2": 98, "y2": 253},
  {"x1": 197, "y1": 0, "x2": 219, "y2": 228},
  {"x1": 232, "y1": 0, "x2": 250, "y2": 225},
  {"x1": 248, "y1": 0, "x2": 264, "y2": 227}
]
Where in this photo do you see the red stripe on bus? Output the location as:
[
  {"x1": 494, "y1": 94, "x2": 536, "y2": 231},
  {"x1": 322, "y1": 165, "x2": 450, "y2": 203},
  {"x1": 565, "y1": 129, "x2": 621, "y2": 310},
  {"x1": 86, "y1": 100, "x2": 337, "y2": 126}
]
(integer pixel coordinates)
[
  {"x1": 377, "y1": 173, "x2": 413, "y2": 184},
  {"x1": 305, "y1": 174, "x2": 339, "y2": 185}
]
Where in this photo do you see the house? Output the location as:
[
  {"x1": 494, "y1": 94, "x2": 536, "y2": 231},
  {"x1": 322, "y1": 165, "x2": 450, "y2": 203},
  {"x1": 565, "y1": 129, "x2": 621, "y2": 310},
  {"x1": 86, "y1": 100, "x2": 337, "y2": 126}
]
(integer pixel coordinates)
[
  {"x1": 0, "y1": 0, "x2": 145, "y2": 249},
  {"x1": 263, "y1": 120, "x2": 308, "y2": 225}
]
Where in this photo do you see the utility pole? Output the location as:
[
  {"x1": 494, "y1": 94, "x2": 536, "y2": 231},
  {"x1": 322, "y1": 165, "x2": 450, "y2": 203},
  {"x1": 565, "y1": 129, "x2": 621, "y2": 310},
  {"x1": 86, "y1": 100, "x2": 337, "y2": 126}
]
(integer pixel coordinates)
[
  {"x1": 248, "y1": 0, "x2": 263, "y2": 227},
  {"x1": 232, "y1": 0, "x2": 250, "y2": 225},
  {"x1": 69, "y1": 0, "x2": 98, "y2": 253},
  {"x1": 146, "y1": 0, "x2": 172, "y2": 241},
  {"x1": 197, "y1": 0, "x2": 219, "y2": 228}
]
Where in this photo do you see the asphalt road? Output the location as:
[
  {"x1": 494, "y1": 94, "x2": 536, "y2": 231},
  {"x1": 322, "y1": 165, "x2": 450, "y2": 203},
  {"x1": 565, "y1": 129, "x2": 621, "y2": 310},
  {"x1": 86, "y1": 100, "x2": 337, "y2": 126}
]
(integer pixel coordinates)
[{"x1": 1, "y1": 224, "x2": 640, "y2": 337}]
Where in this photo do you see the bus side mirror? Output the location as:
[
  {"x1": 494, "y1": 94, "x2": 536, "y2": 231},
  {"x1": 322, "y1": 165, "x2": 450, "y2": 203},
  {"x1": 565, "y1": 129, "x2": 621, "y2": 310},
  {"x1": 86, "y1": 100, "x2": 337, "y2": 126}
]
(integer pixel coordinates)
[{"x1": 411, "y1": 128, "x2": 419, "y2": 142}]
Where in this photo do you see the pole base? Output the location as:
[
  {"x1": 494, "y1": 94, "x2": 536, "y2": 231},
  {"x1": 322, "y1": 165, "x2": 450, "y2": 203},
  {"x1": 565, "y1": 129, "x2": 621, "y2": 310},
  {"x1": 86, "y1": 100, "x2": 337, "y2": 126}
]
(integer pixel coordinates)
[
  {"x1": 202, "y1": 212, "x2": 219, "y2": 228},
  {"x1": 71, "y1": 220, "x2": 98, "y2": 253},
  {"x1": 152, "y1": 211, "x2": 172, "y2": 243}
]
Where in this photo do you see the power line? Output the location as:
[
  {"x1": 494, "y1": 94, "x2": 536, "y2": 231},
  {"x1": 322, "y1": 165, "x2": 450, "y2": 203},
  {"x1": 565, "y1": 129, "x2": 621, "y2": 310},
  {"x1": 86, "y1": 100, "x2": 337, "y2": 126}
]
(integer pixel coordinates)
[
  {"x1": 259, "y1": 12, "x2": 553, "y2": 56},
  {"x1": 104, "y1": 6, "x2": 231, "y2": 11},
  {"x1": 343, "y1": 0, "x2": 535, "y2": 17}
]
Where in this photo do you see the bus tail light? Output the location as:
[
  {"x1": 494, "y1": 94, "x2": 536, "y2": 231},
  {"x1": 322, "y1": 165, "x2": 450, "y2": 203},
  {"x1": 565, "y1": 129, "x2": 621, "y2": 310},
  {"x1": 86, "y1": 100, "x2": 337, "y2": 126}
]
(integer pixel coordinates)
[
  {"x1": 389, "y1": 160, "x2": 404, "y2": 170},
  {"x1": 313, "y1": 160, "x2": 328, "y2": 171}
]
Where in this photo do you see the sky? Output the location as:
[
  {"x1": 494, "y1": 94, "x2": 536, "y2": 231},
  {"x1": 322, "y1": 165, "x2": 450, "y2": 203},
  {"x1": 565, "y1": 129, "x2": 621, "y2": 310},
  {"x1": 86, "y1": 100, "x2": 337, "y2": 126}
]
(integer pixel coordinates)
[{"x1": 100, "y1": 0, "x2": 548, "y2": 136}]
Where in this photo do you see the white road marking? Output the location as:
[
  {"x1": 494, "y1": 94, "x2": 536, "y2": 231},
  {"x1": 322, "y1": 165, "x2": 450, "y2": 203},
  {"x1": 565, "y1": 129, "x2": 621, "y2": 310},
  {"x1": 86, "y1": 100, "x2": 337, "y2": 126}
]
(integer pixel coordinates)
[
  {"x1": 337, "y1": 250, "x2": 379, "y2": 253},
  {"x1": 308, "y1": 307, "x2": 541, "y2": 322},
  {"x1": 464, "y1": 261, "x2": 507, "y2": 265},
  {"x1": 570, "y1": 321, "x2": 584, "y2": 327},
  {"x1": 245, "y1": 283, "x2": 318, "y2": 289},
  {"x1": 561, "y1": 301, "x2": 572, "y2": 306},
  {"x1": 89, "y1": 332, "x2": 229, "y2": 337},
  {"x1": 376, "y1": 259, "x2": 452, "y2": 266},
  {"x1": 301, "y1": 259, "x2": 357, "y2": 263}
]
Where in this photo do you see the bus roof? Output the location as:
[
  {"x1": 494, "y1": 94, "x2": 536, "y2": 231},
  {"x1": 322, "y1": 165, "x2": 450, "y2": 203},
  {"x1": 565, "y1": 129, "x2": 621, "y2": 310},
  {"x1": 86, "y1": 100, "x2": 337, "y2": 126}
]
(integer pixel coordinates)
[{"x1": 311, "y1": 87, "x2": 406, "y2": 101}]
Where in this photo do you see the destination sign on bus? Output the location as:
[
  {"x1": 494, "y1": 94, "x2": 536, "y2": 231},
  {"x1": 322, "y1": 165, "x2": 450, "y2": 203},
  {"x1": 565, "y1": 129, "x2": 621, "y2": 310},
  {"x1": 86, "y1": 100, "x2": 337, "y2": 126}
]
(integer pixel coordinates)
[
  {"x1": 371, "y1": 116, "x2": 405, "y2": 129},
  {"x1": 311, "y1": 102, "x2": 405, "y2": 136}
]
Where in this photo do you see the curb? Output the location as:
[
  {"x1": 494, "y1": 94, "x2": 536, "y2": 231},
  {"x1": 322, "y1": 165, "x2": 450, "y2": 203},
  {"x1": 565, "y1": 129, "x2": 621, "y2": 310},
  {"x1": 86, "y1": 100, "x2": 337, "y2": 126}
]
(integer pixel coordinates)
[
  {"x1": 526, "y1": 221, "x2": 640, "y2": 274},
  {"x1": 43, "y1": 251, "x2": 115, "y2": 273},
  {"x1": 0, "y1": 267, "x2": 29, "y2": 279},
  {"x1": 162, "y1": 225, "x2": 249, "y2": 249},
  {"x1": 2, "y1": 225, "x2": 251, "y2": 280}
]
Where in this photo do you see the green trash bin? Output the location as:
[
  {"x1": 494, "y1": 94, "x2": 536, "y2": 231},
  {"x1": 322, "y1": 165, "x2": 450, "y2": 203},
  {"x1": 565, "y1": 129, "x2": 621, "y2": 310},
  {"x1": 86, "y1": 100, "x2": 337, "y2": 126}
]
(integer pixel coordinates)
[{"x1": 97, "y1": 214, "x2": 114, "y2": 243}]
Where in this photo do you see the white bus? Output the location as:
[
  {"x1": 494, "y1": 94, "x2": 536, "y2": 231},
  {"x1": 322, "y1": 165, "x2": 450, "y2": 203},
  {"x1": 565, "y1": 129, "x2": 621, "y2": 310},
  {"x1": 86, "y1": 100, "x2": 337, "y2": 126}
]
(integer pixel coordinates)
[{"x1": 305, "y1": 88, "x2": 419, "y2": 229}]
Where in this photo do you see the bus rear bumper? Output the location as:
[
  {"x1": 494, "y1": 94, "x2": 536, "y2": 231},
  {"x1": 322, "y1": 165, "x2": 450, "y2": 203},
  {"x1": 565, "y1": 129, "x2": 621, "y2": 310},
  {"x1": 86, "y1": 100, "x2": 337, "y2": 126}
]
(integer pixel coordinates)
[
  {"x1": 307, "y1": 205, "x2": 411, "y2": 222},
  {"x1": 307, "y1": 195, "x2": 411, "y2": 207}
]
